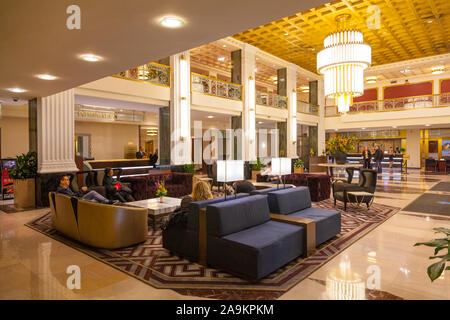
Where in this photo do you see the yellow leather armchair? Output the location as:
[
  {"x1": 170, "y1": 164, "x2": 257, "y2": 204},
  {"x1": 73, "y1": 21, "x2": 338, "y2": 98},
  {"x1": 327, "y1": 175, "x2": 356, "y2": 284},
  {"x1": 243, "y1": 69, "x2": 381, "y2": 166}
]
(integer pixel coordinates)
[{"x1": 49, "y1": 192, "x2": 148, "y2": 249}]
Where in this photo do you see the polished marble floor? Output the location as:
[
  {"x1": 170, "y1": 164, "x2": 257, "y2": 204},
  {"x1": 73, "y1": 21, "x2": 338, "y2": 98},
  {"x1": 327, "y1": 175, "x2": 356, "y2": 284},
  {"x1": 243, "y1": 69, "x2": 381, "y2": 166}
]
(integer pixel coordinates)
[{"x1": 1, "y1": 169, "x2": 449, "y2": 300}]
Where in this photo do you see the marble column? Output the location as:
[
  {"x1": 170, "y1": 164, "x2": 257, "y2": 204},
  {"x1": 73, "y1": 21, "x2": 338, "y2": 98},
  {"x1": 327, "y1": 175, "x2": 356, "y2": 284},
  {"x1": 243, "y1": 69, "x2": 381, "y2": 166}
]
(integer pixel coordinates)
[
  {"x1": 170, "y1": 51, "x2": 191, "y2": 165},
  {"x1": 317, "y1": 79, "x2": 326, "y2": 155},
  {"x1": 286, "y1": 64, "x2": 298, "y2": 158},
  {"x1": 158, "y1": 106, "x2": 170, "y2": 165},
  {"x1": 231, "y1": 50, "x2": 242, "y2": 85},
  {"x1": 277, "y1": 122, "x2": 287, "y2": 157},
  {"x1": 308, "y1": 80, "x2": 321, "y2": 155},
  {"x1": 37, "y1": 89, "x2": 78, "y2": 174}
]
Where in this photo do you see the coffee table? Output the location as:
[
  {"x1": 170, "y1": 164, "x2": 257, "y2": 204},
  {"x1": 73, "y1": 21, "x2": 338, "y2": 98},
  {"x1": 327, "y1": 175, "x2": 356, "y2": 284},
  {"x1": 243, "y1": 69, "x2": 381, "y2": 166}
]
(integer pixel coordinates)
[
  {"x1": 127, "y1": 197, "x2": 182, "y2": 230},
  {"x1": 346, "y1": 191, "x2": 374, "y2": 209}
]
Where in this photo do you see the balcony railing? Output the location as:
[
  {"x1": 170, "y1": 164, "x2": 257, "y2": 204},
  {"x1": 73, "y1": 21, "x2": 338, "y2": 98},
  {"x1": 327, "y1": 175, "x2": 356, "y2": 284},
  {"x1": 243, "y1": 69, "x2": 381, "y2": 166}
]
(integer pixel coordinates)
[
  {"x1": 114, "y1": 62, "x2": 170, "y2": 87},
  {"x1": 325, "y1": 93, "x2": 450, "y2": 116},
  {"x1": 256, "y1": 91, "x2": 287, "y2": 108},
  {"x1": 191, "y1": 73, "x2": 242, "y2": 101},
  {"x1": 297, "y1": 100, "x2": 319, "y2": 115}
]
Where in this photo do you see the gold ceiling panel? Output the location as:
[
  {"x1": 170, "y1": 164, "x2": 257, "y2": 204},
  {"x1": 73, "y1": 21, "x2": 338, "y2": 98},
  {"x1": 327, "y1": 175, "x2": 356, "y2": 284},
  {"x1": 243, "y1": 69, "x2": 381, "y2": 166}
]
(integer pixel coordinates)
[{"x1": 233, "y1": 0, "x2": 450, "y2": 73}]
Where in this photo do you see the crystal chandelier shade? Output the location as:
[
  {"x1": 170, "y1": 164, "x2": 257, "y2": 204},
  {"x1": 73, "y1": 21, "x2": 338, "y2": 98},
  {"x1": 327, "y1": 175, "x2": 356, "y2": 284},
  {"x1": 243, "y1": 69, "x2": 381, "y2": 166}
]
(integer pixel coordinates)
[{"x1": 317, "y1": 30, "x2": 371, "y2": 113}]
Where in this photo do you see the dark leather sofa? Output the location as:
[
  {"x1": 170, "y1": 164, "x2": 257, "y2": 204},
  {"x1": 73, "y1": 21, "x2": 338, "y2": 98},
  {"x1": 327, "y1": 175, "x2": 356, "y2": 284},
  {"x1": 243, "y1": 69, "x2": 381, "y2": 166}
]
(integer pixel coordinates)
[
  {"x1": 257, "y1": 173, "x2": 331, "y2": 201},
  {"x1": 121, "y1": 171, "x2": 193, "y2": 200}
]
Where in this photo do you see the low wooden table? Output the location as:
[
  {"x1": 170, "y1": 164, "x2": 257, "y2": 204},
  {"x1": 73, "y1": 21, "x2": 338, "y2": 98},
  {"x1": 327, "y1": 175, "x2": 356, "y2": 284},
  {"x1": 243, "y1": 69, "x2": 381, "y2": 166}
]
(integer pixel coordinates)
[
  {"x1": 127, "y1": 197, "x2": 182, "y2": 230},
  {"x1": 346, "y1": 191, "x2": 374, "y2": 209}
]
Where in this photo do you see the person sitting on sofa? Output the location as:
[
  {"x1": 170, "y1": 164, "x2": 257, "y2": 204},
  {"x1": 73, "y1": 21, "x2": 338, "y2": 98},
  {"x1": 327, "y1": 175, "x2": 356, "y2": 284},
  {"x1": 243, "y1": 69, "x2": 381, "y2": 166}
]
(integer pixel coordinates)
[
  {"x1": 102, "y1": 168, "x2": 135, "y2": 203},
  {"x1": 57, "y1": 175, "x2": 118, "y2": 205},
  {"x1": 260, "y1": 161, "x2": 280, "y2": 183},
  {"x1": 233, "y1": 180, "x2": 256, "y2": 194},
  {"x1": 161, "y1": 181, "x2": 213, "y2": 230}
]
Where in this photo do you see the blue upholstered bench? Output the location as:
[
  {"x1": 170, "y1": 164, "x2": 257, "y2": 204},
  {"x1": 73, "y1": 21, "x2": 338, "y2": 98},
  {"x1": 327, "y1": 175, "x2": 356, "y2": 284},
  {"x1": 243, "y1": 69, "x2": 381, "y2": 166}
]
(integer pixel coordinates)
[
  {"x1": 203, "y1": 195, "x2": 305, "y2": 281},
  {"x1": 267, "y1": 187, "x2": 341, "y2": 246},
  {"x1": 250, "y1": 185, "x2": 293, "y2": 196},
  {"x1": 162, "y1": 193, "x2": 249, "y2": 261}
]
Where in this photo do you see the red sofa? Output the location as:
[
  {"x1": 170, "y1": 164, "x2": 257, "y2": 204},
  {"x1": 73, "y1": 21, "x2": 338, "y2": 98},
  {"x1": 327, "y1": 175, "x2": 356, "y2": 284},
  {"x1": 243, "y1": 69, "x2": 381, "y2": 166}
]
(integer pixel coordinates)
[
  {"x1": 257, "y1": 173, "x2": 331, "y2": 201},
  {"x1": 121, "y1": 172, "x2": 193, "y2": 200}
]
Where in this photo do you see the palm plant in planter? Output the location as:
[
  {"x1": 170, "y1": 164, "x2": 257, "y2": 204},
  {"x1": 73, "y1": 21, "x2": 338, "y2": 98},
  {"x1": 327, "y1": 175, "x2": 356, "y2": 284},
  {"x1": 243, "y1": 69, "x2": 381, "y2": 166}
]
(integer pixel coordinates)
[
  {"x1": 8, "y1": 151, "x2": 37, "y2": 209},
  {"x1": 250, "y1": 158, "x2": 266, "y2": 181},
  {"x1": 414, "y1": 227, "x2": 450, "y2": 282},
  {"x1": 294, "y1": 159, "x2": 304, "y2": 173},
  {"x1": 327, "y1": 135, "x2": 359, "y2": 164}
]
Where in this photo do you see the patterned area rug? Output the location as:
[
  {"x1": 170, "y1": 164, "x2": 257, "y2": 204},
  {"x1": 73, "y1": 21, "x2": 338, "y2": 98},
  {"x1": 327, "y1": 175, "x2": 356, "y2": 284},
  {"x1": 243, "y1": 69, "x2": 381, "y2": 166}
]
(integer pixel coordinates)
[{"x1": 25, "y1": 199, "x2": 399, "y2": 300}]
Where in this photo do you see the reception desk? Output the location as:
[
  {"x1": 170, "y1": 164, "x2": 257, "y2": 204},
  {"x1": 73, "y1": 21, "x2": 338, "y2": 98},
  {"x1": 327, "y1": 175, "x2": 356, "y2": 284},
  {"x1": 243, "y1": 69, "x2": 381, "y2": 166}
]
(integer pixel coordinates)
[{"x1": 87, "y1": 159, "x2": 153, "y2": 169}]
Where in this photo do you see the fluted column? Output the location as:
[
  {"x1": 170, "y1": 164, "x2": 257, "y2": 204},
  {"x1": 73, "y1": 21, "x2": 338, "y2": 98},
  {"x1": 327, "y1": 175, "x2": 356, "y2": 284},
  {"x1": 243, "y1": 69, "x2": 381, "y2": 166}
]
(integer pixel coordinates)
[
  {"x1": 317, "y1": 79, "x2": 326, "y2": 155},
  {"x1": 242, "y1": 44, "x2": 257, "y2": 161},
  {"x1": 37, "y1": 89, "x2": 78, "y2": 173},
  {"x1": 170, "y1": 51, "x2": 191, "y2": 165},
  {"x1": 286, "y1": 63, "x2": 298, "y2": 158}
]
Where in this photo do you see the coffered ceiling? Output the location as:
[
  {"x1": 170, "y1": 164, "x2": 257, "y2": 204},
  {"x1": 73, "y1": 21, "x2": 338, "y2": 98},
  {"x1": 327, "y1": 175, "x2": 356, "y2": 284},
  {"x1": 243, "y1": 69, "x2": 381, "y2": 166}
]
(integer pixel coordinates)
[{"x1": 233, "y1": 0, "x2": 450, "y2": 74}]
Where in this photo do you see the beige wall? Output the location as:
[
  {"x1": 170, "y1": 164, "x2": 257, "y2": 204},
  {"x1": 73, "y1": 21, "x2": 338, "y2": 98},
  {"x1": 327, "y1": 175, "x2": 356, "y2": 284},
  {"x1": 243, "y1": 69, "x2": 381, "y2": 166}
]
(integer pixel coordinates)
[
  {"x1": 75, "y1": 121, "x2": 139, "y2": 160},
  {"x1": 0, "y1": 116, "x2": 29, "y2": 158}
]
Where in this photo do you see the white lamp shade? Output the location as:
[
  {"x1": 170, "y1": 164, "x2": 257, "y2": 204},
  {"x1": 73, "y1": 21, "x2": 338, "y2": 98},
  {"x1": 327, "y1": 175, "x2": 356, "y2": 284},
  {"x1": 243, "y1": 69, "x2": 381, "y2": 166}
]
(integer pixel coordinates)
[
  {"x1": 271, "y1": 158, "x2": 291, "y2": 175},
  {"x1": 217, "y1": 160, "x2": 244, "y2": 182}
]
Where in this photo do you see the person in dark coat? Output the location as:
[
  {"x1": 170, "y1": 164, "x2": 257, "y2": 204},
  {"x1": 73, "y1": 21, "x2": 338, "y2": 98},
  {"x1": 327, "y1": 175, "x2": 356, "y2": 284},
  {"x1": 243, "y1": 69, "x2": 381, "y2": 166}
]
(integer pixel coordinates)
[
  {"x1": 57, "y1": 175, "x2": 117, "y2": 204},
  {"x1": 136, "y1": 146, "x2": 146, "y2": 159},
  {"x1": 362, "y1": 146, "x2": 372, "y2": 169},
  {"x1": 374, "y1": 145, "x2": 384, "y2": 173},
  {"x1": 102, "y1": 168, "x2": 135, "y2": 202}
]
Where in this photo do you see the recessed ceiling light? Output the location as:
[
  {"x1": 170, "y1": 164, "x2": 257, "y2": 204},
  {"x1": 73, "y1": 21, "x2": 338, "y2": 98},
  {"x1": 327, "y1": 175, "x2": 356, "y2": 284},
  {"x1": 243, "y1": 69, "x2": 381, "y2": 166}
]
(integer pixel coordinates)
[
  {"x1": 400, "y1": 68, "x2": 410, "y2": 74},
  {"x1": 284, "y1": 33, "x2": 289, "y2": 36},
  {"x1": 222, "y1": 45, "x2": 227, "y2": 48},
  {"x1": 431, "y1": 66, "x2": 445, "y2": 74},
  {"x1": 334, "y1": 128, "x2": 339, "y2": 131},
  {"x1": 362, "y1": 127, "x2": 366, "y2": 130},
  {"x1": 254, "y1": 68, "x2": 258, "y2": 72},
  {"x1": 7, "y1": 88, "x2": 27, "y2": 93},
  {"x1": 217, "y1": 57, "x2": 225, "y2": 61},
  {"x1": 392, "y1": 126, "x2": 397, "y2": 128},
  {"x1": 366, "y1": 76, "x2": 377, "y2": 83},
  {"x1": 258, "y1": 121, "x2": 264, "y2": 124},
  {"x1": 207, "y1": 115, "x2": 214, "y2": 119},
  {"x1": 159, "y1": 16, "x2": 185, "y2": 28},
  {"x1": 36, "y1": 74, "x2": 57, "y2": 80},
  {"x1": 79, "y1": 54, "x2": 102, "y2": 62},
  {"x1": 425, "y1": 124, "x2": 431, "y2": 127}
]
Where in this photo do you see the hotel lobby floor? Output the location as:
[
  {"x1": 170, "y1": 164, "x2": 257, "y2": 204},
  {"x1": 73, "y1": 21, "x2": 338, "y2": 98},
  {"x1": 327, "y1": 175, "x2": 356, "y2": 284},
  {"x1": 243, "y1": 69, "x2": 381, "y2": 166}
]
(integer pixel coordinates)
[{"x1": 0, "y1": 169, "x2": 449, "y2": 300}]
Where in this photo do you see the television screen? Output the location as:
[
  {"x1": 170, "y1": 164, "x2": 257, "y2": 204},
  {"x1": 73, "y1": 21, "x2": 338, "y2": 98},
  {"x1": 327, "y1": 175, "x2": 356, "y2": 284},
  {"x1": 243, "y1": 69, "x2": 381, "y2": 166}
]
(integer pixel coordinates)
[
  {"x1": 443, "y1": 140, "x2": 450, "y2": 156},
  {"x1": 1, "y1": 159, "x2": 17, "y2": 169}
]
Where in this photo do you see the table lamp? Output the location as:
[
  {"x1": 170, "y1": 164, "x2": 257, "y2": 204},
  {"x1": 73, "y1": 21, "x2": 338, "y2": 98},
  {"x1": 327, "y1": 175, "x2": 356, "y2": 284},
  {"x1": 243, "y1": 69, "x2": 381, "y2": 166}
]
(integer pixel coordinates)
[
  {"x1": 271, "y1": 157, "x2": 291, "y2": 189},
  {"x1": 216, "y1": 160, "x2": 244, "y2": 200}
]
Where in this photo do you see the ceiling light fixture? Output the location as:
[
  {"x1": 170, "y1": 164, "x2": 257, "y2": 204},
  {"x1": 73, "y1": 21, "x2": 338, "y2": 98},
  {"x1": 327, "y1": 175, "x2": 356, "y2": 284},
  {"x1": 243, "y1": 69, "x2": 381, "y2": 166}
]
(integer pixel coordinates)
[
  {"x1": 362, "y1": 127, "x2": 366, "y2": 130},
  {"x1": 366, "y1": 76, "x2": 377, "y2": 83},
  {"x1": 400, "y1": 68, "x2": 410, "y2": 74},
  {"x1": 159, "y1": 16, "x2": 185, "y2": 28},
  {"x1": 431, "y1": 66, "x2": 445, "y2": 74},
  {"x1": 392, "y1": 126, "x2": 397, "y2": 128},
  {"x1": 37, "y1": 74, "x2": 57, "y2": 80},
  {"x1": 300, "y1": 86, "x2": 309, "y2": 93},
  {"x1": 207, "y1": 115, "x2": 214, "y2": 119},
  {"x1": 7, "y1": 88, "x2": 27, "y2": 93},
  {"x1": 80, "y1": 54, "x2": 102, "y2": 62},
  {"x1": 425, "y1": 124, "x2": 431, "y2": 127},
  {"x1": 258, "y1": 121, "x2": 264, "y2": 124},
  {"x1": 217, "y1": 57, "x2": 225, "y2": 61},
  {"x1": 317, "y1": 14, "x2": 371, "y2": 114}
]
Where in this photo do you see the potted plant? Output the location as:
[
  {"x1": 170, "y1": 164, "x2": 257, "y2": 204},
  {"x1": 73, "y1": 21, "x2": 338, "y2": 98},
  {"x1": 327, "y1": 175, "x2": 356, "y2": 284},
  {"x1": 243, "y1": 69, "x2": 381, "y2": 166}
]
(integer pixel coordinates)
[
  {"x1": 414, "y1": 227, "x2": 450, "y2": 282},
  {"x1": 250, "y1": 158, "x2": 266, "y2": 181},
  {"x1": 294, "y1": 159, "x2": 304, "y2": 174},
  {"x1": 327, "y1": 135, "x2": 359, "y2": 164},
  {"x1": 8, "y1": 151, "x2": 37, "y2": 209},
  {"x1": 155, "y1": 180, "x2": 167, "y2": 203},
  {"x1": 183, "y1": 163, "x2": 196, "y2": 174}
]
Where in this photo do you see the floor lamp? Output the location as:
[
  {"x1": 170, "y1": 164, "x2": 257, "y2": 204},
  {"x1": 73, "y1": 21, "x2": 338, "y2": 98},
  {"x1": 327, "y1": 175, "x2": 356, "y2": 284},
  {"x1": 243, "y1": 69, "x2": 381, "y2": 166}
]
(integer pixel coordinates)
[
  {"x1": 217, "y1": 160, "x2": 244, "y2": 200},
  {"x1": 271, "y1": 157, "x2": 292, "y2": 189}
]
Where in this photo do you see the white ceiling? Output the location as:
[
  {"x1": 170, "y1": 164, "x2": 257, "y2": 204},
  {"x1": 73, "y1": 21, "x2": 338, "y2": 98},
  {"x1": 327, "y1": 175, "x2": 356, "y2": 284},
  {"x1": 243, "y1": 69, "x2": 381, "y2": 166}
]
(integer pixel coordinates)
[{"x1": 0, "y1": 0, "x2": 330, "y2": 103}]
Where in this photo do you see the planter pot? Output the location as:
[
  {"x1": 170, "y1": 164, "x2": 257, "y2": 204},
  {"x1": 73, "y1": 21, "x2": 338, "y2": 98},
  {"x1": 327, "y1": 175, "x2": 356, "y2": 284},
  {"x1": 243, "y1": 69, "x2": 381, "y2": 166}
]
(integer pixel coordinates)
[
  {"x1": 251, "y1": 170, "x2": 261, "y2": 181},
  {"x1": 334, "y1": 153, "x2": 347, "y2": 165},
  {"x1": 294, "y1": 166, "x2": 304, "y2": 174},
  {"x1": 13, "y1": 178, "x2": 35, "y2": 209}
]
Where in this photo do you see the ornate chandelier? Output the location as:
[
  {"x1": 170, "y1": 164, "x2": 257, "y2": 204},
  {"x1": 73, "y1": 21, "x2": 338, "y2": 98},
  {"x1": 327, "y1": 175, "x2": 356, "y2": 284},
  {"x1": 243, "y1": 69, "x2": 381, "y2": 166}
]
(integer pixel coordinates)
[{"x1": 317, "y1": 15, "x2": 371, "y2": 114}]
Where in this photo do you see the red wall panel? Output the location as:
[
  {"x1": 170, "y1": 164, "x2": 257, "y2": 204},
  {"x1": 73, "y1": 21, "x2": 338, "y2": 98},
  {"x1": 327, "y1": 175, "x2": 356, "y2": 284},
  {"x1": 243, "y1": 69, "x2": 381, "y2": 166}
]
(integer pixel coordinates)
[
  {"x1": 354, "y1": 88, "x2": 378, "y2": 102},
  {"x1": 384, "y1": 81, "x2": 432, "y2": 99},
  {"x1": 440, "y1": 79, "x2": 450, "y2": 93}
]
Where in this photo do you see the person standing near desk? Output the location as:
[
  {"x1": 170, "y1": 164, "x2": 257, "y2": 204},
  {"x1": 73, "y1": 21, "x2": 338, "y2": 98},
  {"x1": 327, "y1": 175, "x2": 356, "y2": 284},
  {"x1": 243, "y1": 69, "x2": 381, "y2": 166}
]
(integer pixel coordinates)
[
  {"x1": 374, "y1": 145, "x2": 383, "y2": 173},
  {"x1": 136, "y1": 146, "x2": 146, "y2": 159},
  {"x1": 362, "y1": 146, "x2": 372, "y2": 169}
]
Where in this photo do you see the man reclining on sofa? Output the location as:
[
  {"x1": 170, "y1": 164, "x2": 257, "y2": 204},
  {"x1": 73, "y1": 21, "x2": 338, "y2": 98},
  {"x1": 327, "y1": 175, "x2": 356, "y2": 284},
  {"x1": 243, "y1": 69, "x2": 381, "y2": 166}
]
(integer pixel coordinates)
[{"x1": 57, "y1": 174, "x2": 119, "y2": 205}]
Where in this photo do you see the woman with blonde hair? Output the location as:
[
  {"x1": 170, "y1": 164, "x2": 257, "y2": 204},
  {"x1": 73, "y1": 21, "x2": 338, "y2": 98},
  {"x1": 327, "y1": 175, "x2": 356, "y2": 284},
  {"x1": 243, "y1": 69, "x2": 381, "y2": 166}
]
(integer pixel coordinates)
[{"x1": 160, "y1": 181, "x2": 213, "y2": 230}]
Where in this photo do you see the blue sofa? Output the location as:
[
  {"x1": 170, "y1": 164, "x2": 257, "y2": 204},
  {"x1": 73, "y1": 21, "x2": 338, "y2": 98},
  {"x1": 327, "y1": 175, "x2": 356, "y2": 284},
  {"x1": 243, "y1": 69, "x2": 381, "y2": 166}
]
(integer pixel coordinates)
[
  {"x1": 267, "y1": 187, "x2": 341, "y2": 246},
  {"x1": 205, "y1": 195, "x2": 305, "y2": 281},
  {"x1": 250, "y1": 185, "x2": 293, "y2": 196},
  {"x1": 162, "y1": 193, "x2": 249, "y2": 261}
]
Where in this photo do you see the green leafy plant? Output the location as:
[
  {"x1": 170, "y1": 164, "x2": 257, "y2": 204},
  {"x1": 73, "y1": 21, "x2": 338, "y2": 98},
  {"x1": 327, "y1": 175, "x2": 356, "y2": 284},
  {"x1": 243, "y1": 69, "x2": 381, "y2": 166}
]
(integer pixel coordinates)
[
  {"x1": 250, "y1": 158, "x2": 266, "y2": 171},
  {"x1": 8, "y1": 151, "x2": 37, "y2": 180},
  {"x1": 327, "y1": 135, "x2": 359, "y2": 154},
  {"x1": 294, "y1": 159, "x2": 304, "y2": 168},
  {"x1": 183, "y1": 163, "x2": 196, "y2": 174},
  {"x1": 414, "y1": 227, "x2": 450, "y2": 282}
]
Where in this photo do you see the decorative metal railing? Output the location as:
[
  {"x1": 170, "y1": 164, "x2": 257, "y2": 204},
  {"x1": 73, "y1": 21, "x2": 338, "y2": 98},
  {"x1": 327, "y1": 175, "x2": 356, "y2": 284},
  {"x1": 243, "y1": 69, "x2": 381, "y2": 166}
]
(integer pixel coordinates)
[
  {"x1": 191, "y1": 73, "x2": 242, "y2": 101},
  {"x1": 297, "y1": 100, "x2": 319, "y2": 115},
  {"x1": 325, "y1": 93, "x2": 450, "y2": 116},
  {"x1": 114, "y1": 62, "x2": 170, "y2": 87},
  {"x1": 256, "y1": 91, "x2": 287, "y2": 108}
]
